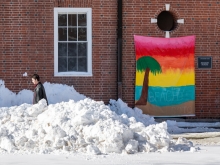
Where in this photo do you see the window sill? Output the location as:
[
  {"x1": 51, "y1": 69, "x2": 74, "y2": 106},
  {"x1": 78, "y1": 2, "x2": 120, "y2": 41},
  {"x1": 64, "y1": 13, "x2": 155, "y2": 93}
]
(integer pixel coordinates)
[{"x1": 54, "y1": 72, "x2": 92, "y2": 77}]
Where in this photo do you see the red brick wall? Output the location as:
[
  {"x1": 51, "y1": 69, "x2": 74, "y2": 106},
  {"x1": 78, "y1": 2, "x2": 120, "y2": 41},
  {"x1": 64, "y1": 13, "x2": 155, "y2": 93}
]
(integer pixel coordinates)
[
  {"x1": 0, "y1": 0, "x2": 118, "y2": 102},
  {"x1": 0, "y1": 0, "x2": 220, "y2": 118},
  {"x1": 122, "y1": 0, "x2": 220, "y2": 118}
]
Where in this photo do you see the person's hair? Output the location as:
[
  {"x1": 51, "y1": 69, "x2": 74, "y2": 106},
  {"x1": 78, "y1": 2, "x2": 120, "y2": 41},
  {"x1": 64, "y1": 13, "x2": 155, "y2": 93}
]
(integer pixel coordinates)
[{"x1": 32, "y1": 74, "x2": 40, "y2": 81}]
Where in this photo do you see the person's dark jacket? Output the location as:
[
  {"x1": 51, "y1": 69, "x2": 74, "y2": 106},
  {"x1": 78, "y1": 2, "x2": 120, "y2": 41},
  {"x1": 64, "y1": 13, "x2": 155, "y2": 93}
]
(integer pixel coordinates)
[{"x1": 33, "y1": 82, "x2": 48, "y2": 105}]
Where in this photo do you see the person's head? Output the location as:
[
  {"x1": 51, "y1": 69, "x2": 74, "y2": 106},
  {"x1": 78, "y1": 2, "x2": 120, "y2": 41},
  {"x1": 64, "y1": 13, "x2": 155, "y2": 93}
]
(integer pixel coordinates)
[{"x1": 32, "y1": 74, "x2": 40, "y2": 85}]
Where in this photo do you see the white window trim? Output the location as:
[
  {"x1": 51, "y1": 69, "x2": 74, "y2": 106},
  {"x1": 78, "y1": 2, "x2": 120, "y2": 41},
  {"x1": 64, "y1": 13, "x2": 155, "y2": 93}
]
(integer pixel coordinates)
[{"x1": 54, "y1": 8, "x2": 92, "y2": 77}]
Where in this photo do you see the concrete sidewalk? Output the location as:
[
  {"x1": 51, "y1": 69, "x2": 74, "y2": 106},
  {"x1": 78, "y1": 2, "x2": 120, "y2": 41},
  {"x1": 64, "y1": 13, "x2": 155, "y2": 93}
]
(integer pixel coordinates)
[
  {"x1": 171, "y1": 132, "x2": 220, "y2": 146},
  {"x1": 155, "y1": 117, "x2": 220, "y2": 123},
  {"x1": 171, "y1": 132, "x2": 220, "y2": 139}
]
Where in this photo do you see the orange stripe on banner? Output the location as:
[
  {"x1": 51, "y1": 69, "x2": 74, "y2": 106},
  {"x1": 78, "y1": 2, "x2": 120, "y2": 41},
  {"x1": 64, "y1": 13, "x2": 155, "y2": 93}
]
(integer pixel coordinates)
[{"x1": 151, "y1": 54, "x2": 195, "y2": 72}]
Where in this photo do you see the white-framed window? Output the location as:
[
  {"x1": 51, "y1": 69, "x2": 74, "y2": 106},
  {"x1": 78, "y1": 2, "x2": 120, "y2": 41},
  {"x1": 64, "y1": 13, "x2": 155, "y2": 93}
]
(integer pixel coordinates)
[{"x1": 54, "y1": 8, "x2": 92, "y2": 76}]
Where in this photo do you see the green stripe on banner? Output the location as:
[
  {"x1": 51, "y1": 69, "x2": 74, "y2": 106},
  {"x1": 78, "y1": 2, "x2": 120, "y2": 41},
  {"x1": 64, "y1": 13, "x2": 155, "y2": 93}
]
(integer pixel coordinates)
[{"x1": 135, "y1": 85, "x2": 195, "y2": 107}]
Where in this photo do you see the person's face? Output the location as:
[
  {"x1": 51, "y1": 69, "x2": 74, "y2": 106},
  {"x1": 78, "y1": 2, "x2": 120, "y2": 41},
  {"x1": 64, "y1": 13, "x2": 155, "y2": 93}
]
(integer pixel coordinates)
[{"x1": 32, "y1": 78, "x2": 38, "y2": 85}]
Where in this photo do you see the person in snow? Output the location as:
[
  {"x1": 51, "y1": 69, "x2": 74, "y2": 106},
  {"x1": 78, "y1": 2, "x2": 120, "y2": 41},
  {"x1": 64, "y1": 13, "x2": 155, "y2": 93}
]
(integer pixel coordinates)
[{"x1": 32, "y1": 73, "x2": 48, "y2": 105}]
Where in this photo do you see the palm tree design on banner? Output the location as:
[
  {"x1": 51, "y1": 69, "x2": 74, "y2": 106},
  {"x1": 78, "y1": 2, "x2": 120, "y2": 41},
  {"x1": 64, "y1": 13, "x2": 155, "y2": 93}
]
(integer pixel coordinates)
[
  {"x1": 134, "y1": 35, "x2": 195, "y2": 117},
  {"x1": 135, "y1": 56, "x2": 162, "y2": 105}
]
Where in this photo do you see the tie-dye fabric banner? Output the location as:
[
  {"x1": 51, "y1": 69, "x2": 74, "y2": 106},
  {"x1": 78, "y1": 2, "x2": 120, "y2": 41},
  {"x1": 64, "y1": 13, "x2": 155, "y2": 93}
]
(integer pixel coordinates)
[{"x1": 134, "y1": 35, "x2": 195, "y2": 117}]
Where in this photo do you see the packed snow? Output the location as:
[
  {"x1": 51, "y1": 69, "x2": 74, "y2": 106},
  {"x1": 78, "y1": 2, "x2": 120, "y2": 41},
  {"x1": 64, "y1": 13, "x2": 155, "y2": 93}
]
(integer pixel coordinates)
[{"x1": 0, "y1": 79, "x2": 200, "y2": 155}]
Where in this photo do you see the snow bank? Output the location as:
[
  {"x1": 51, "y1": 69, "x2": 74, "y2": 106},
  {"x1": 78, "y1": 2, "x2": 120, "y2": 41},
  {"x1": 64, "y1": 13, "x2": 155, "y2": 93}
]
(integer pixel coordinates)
[
  {"x1": 0, "y1": 80, "x2": 86, "y2": 107},
  {"x1": 0, "y1": 80, "x2": 17, "y2": 107},
  {"x1": 43, "y1": 82, "x2": 86, "y2": 104},
  {"x1": 0, "y1": 98, "x2": 197, "y2": 155},
  {"x1": 0, "y1": 79, "x2": 197, "y2": 154}
]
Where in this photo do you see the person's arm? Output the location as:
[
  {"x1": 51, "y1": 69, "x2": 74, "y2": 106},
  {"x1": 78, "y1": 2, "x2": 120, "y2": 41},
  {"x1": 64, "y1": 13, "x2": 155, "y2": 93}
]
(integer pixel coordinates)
[
  {"x1": 41, "y1": 86, "x2": 48, "y2": 105},
  {"x1": 35, "y1": 86, "x2": 41, "y2": 103}
]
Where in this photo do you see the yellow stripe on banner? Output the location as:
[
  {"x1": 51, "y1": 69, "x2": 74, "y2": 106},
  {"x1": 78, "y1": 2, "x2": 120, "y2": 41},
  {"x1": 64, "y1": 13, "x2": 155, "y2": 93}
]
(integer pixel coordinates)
[{"x1": 136, "y1": 69, "x2": 195, "y2": 87}]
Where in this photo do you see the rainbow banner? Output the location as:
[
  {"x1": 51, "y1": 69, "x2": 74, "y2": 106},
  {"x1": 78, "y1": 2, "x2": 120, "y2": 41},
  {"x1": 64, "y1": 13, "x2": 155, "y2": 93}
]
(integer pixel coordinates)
[{"x1": 134, "y1": 35, "x2": 195, "y2": 116}]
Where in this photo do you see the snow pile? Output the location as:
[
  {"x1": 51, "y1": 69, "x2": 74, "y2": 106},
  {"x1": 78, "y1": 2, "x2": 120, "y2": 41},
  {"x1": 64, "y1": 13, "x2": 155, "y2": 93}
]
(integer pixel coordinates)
[
  {"x1": 0, "y1": 79, "x2": 197, "y2": 154},
  {"x1": 0, "y1": 98, "x2": 197, "y2": 155},
  {"x1": 109, "y1": 99, "x2": 156, "y2": 126},
  {"x1": 0, "y1": 80, "x2": 86, "y2": 107},
  {"x1": 43, "y1": 82, "x2": 86, "y2": 104},
  {"x1": 0, "y1": 80, "x2": 17, "y2": 107}
]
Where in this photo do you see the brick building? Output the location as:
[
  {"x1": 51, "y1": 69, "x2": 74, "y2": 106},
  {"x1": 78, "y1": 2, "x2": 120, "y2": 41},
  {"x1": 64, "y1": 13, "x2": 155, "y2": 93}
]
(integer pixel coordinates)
[{"x1": 0, "y1": 0, "x2": 220, "y2": 118}]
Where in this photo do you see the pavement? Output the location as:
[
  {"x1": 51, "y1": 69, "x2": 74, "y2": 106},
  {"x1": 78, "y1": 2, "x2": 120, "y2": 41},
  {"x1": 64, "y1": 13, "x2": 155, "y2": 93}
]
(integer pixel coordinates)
[
  {"x1": 171, "y1": 132, "x2": 220, "y2": 146},
  {"x1": 171, "y1": 132, "x2": 220, "y2": 139},
  {"x1": 154, "y1": 117, "x2": 220, "y2": 123}
]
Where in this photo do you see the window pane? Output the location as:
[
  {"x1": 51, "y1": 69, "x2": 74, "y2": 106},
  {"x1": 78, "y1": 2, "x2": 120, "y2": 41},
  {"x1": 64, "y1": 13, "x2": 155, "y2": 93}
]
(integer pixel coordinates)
[
  {"x1": 68, "y1": 57, "x2": 77, "y2": 71},
  {"x1": 58, "y1": 28, "x2": 67, "y2": 41},
  {"x1": 58, "y1": 43, "x2": 67, "y2": 57},
  {"x1": 78, "y1": 28, "x2": 87, "y2": 41},
  {"x1": 78, "y1": 57, "x2": 87, "y2": 71},
  {"x1": 68, "y1": 43, "x2": 77, "y2": 57},
  {"x1": 58, "y1": 57, "x2": 67, "y2": 72},
  {"x1": 55, "y1": 9, "x2": 91, "y2": 75},
  {"x1": 78, "y1": 43, "x2": 87, "y2": 57},
  {"x1": 68, "y1": 28, "x2": 77, "y2": 41},
  {"x1": 58, "y1": 14, "x2": 67, "y2": 26},
  {"x1": 68, "y1": 14, "x2": 77, "y2": 26},
  {"x1": 78, "y1": 14, "x2": 87, "y2": 26}
]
